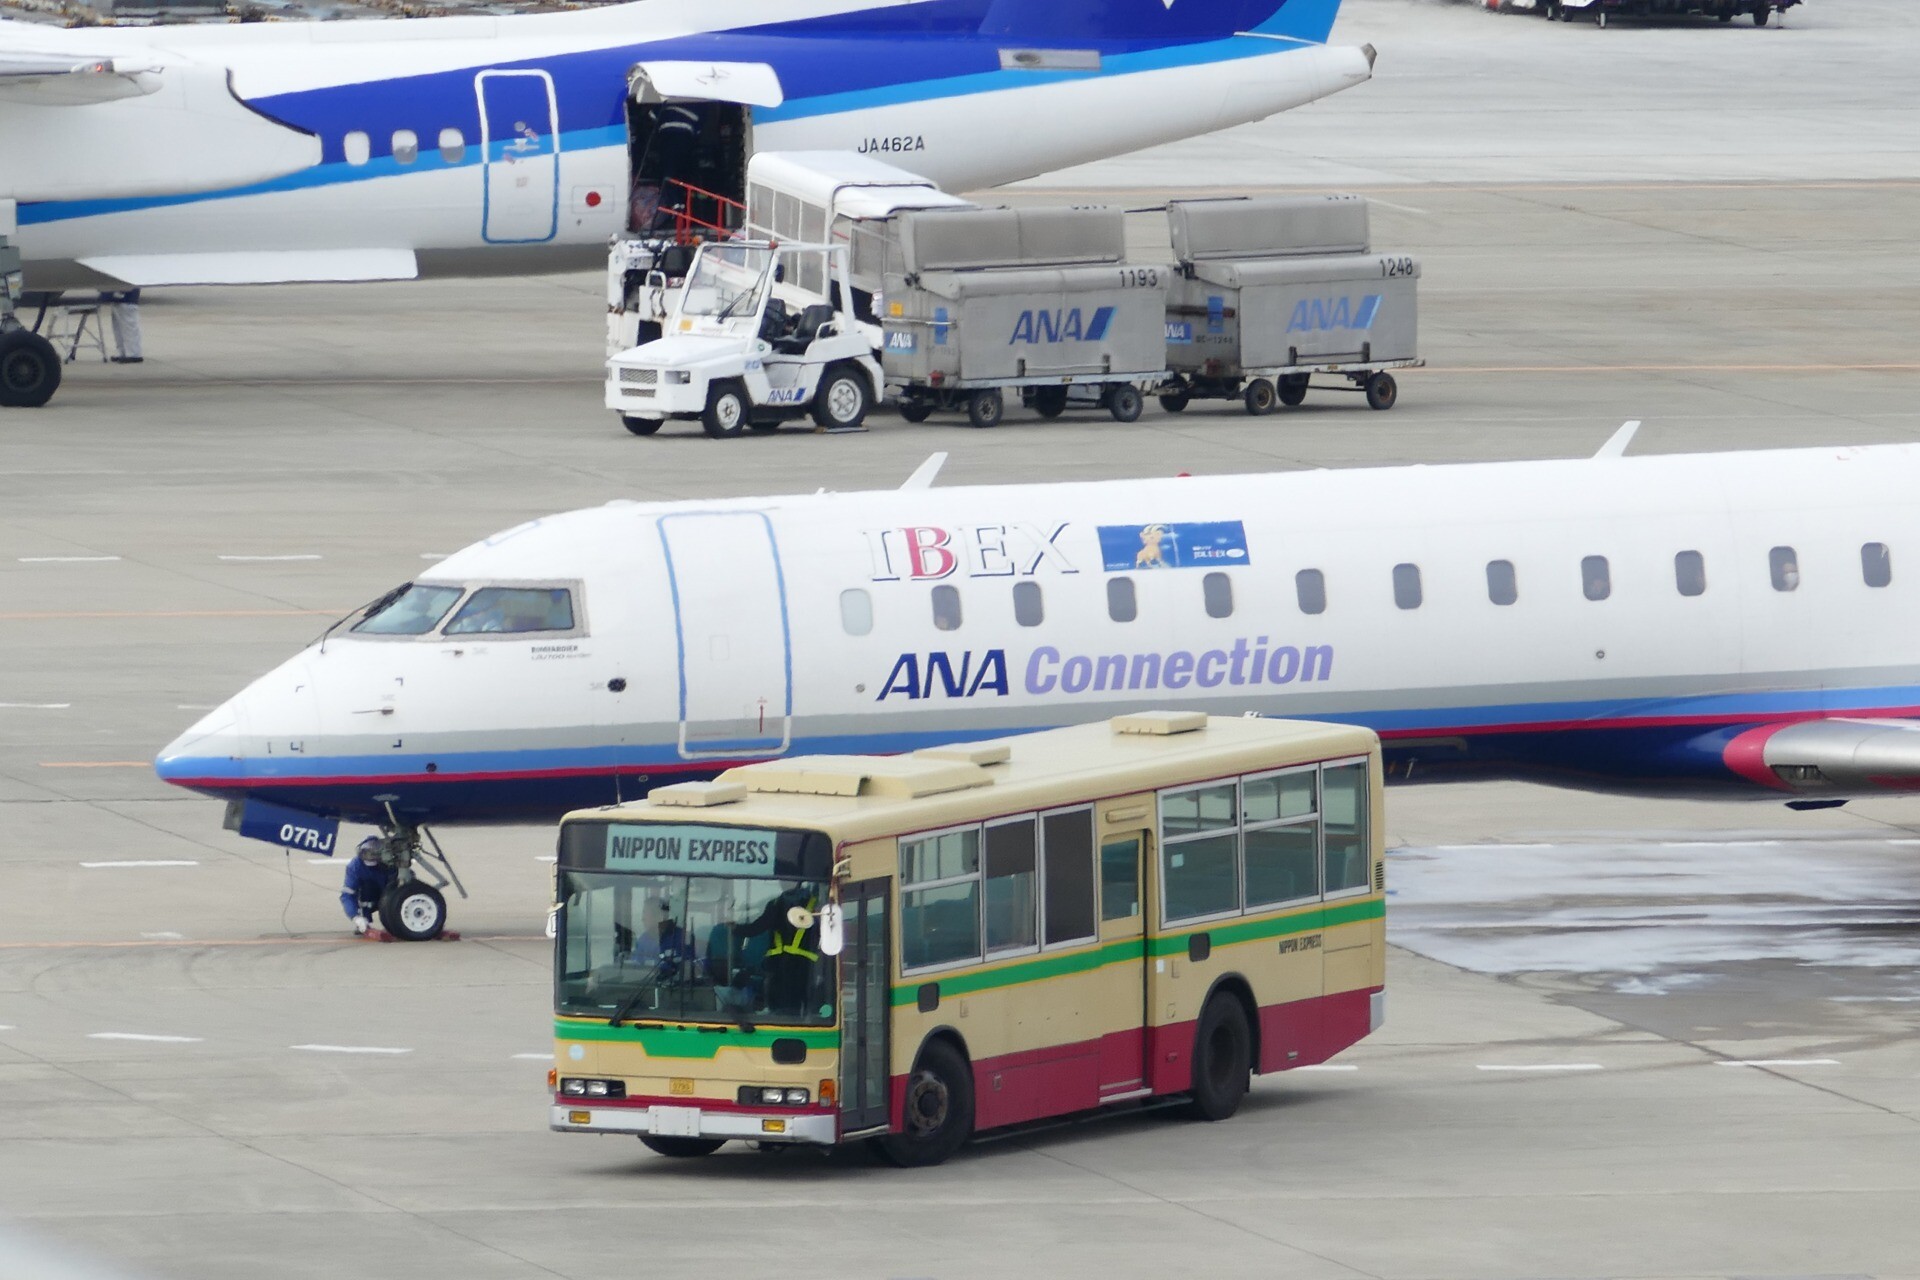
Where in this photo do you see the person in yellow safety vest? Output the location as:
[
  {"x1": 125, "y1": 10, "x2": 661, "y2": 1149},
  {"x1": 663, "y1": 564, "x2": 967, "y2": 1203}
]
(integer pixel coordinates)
[{"x1": 736, "y1": 883, "x2": 821, "y2": 1017}]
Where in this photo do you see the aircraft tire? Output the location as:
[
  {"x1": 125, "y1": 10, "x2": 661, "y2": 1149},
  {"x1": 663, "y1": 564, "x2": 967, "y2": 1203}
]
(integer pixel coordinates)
[
  {"x1": 1243, "y1": 378, "x2": 1277, "y2": 416},
  {"x1": 0, "y1": 330, "x2": 62, "y2": 409},
  {"x1": 1031, "y1": 387, "x2": 1069, "y2": 419},
  {"x1": 966, "y1": 388, "x2": 1003, "y2": 429},
  {"x1": 1277, "y1": 374, "x2": 1309, "y2": 407},
  {"x1": 874, "y1": 1038, "x2": 974, "y2": 1167},
  {"x1": 810, "y1": 364, "x2": 871, "y2": 431},
  {"x1": 1365, "y1": 372, "x2": 1399, "y2": 410},
  {"x1": 640, "y1": 1135, "x2": 727, "y2": 1158},
  {"x1": 702, "y1": 382, "x2": 749, "y2": 437},
  {"x1": 620, "y1": 415, "x2": 663, "y2": 436},
  {"x1": 1185, "y1": 993, "x2": 1252, "y2": 1122},
  {"x1": 1108, "y1": 384, "x2": 1144, "y2": 423},
  {"x1": 378, "y1": 880, "x2": 447, "y2": 942}
]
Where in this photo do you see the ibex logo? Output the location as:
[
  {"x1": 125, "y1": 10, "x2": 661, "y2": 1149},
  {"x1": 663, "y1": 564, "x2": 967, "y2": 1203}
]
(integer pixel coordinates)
[
  {"x1": 1286, "y1": 295, "x2": 1382, "y2": 334},
  {"x1": 1010, "y1": 306, "x2": 1115, "y2": 345}
]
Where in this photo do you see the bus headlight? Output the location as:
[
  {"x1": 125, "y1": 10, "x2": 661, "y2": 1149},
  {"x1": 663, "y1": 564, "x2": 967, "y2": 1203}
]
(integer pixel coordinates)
[
  {"x1": 783, "y1": 1088, "x2": 810, "y2": 1105},
  {"x1": 560, "y1": 1077, "x2": 625, "y2": 1099},
  {"x1": 743, "y1": 1086, "x2": 810, "y2": 1106}
]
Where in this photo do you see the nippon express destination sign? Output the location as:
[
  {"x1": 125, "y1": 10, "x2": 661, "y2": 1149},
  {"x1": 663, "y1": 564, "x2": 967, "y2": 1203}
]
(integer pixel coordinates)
[{"x1": 604, "y1": 824, "x2": 778, "y2": 877}]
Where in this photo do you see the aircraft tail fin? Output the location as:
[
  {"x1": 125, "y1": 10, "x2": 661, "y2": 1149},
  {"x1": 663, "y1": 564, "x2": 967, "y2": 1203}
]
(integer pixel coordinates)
[{"x1": 977, "y1": 0, "x2": 1346, "y2": 46}]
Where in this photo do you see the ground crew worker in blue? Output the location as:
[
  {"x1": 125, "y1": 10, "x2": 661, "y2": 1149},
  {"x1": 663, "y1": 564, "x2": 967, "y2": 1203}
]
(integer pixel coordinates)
[
  {"x1": 341, "y1": 837, "x2": 396, "y2": 935},
  {"x1": 736, "y1": 884, "x2": 820, "y2": 1016}
]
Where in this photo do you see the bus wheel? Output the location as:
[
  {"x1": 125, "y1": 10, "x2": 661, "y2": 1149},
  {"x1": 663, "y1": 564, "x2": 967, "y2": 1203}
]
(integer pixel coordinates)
[
  {"x1": 875, "y1": 1039, "x2": 974, "y2": 1167},
  {"x1": 641, "y1": 1135, "x2": 726, "y2": 1158},
  {"x1": 1186, "y1": 994, "x2": 1252, "y2": 1122},
  {"x1": 378, "y1": 880, "x2": 446, "y2": 942}
]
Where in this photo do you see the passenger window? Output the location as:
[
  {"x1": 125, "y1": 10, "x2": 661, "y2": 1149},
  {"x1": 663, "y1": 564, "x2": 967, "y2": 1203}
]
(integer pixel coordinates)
[
  {"x1": 1862, "y1": 542, "x2": 1892, "y2": 588},
  {"x1": 1392, "y1": 563, "x2": 1422, "y2": 610},
  {"x1": 1582, "y1": 555, "x2": 1611, "y2": 602},
  {"x1": 931, "y1": 584, "x2": 962, "y2": 631},
  {"x1": 1203, "y1": 572, "x2": 1233, "y2": 619},
  {"x1": 899, "y1": 828, "x2": 981, "y2": 971},
  {"x1": 350, "y1": 582, "x2": 464, "y2": 636},
  {"x1": 1296, "y1": 568, "x2": 1327, "y2": 615},
  {"x1": 1674, "y1": 550, "x2": 1707, "y2": 596},
  {"x1": 1770, "y1": 546, "x2": 1800, "y2": 592},
  {"x1": 443, "y1": 586, "x2": 575, "y2": 635},
  {"x1": 984, "y1": 819, "x2": 1038, "y2": 954},
  {"x1": 1486, "y1": 559, "x2": 1517, "y2": 606},
  {"x1": 343, "y1": 131, "x2": 371, "y2": 166},
  {"x1": 438, "y1": 127, "x2": 466, "y2": 163},
  {"x1": 1106, "y1": 576, "x2": 1137, "y2": 623},
  {"x1": 1041, "y1": 810, "x2": 1096, "y2": 946},
  {"x1": 839, "y1": 588, "x2": 872, "y2": 636},
  {"x1": 391, "y1": 130, "x2": 419, "y2": 165},
  {"x1": 1099, "y1": 835, "x2": 1140, "y2": 921},
  {"x1": 1322, "y1": 763, "x2": 1371, "y2": 895},
  {"x1": 1013, "y1": 580, "x2": 1044, "y2": 627}
]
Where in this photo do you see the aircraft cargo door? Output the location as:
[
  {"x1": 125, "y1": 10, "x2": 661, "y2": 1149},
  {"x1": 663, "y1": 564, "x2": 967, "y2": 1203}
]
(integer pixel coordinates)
[
  {"x1": 657, "y1": 512, "x2": 793, "y2": 759},
  {"x1": 476, "y1": 69, "x2": 559, "y2": 244}
]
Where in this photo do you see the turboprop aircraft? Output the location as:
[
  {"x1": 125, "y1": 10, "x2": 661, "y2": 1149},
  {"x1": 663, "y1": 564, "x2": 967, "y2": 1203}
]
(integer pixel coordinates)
[
  {"x1": 158, "y1": 433, "x2": 1920, "y2": 937},
  {"x1": 0, "y1": 0, "x2": 1373, "y2": 406}
]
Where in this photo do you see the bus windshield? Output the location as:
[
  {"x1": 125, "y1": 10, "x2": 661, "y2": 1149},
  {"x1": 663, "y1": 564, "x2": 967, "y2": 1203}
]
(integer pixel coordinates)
[{"x1": 555, "y1": 821, "x2": 834, "y2": 1028}]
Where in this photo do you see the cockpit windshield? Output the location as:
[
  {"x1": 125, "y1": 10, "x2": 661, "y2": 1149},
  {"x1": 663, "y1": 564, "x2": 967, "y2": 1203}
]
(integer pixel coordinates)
[
  {"x1": 678, "y1": 243, "x2": 774, "y2": 321},
  {"x1": 555, "y1": 822, "x2": 835, "y2": 1029},
  {"x1": 443, "y1": 586, "x2": 574, "y2": 635},
  {"x1": 350, "y1": 582, "x2": 464, "y2": 636}
]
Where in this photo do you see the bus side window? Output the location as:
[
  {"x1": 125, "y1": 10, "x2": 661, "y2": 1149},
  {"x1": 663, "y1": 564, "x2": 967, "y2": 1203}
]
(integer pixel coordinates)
[
  {"x1": 1322, "y1": 763, "x2": 1371, "y2": 895},
  {"x1": 984, "y1": 818, "x2": 1037, "y2": 954},
  {"x1": 1099, "y1": 835, "x2": 1140, "y2": 921},
  {"x1": 1041, "y1": 809, "x2": 1096, "y2": 946},
  {"x1": 899, "y1": 829, "x2": 981, "y2": 971}
]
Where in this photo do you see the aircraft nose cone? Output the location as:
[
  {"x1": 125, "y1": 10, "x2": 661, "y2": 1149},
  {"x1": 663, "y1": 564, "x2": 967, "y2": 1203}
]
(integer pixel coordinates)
[{"x1": 154, "y1": 698, "x2": 245, "y2": 792}]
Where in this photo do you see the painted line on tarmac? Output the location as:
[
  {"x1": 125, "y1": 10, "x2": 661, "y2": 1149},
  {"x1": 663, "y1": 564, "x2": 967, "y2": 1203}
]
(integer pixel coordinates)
[
  {"x1": 291, "y1": 1044, "x2": 412, "y2": 1055},
  {"x1": 0, "y1": 703, "x2": 70, "y2": 710},
  {"x1": 80, "y1": 860, "x2": 198, "y2": 868},
  {"x1": 43, "y1": 762, "x2": 151, "y2": 769},
  {"x1": 2, "y1": 609, "x2": 339, "y2": 621},
  {"x1": 217, "y1": 554, "x2": 322, "y2": 563},
  {"x1": 0, "y1": 1024, "x2": 14, "y2": 1031},
  {"x1": 89, "y1": 1032, "x2": 203, "y2": 1043},
  {"x1": 139, "y1": 932, "x2": 184, "y2": 941},
  {"x1": 1294, "y1": 1064, "x2": 1358, "y2": 1072},
  {"x1": 1829, "y1": 995, "x2": 1920, "y2": 1003},
  {"x1": 16, "y1": 556, "x2": 121, "y2": 563},
  {"x1": 1716, "y1": 1058, "x2": 1840, "y2": 1067},
  {"x1": 513, "y1": 1053, "x2": 552, "y2": 1061},
  {"x1": 1476, "y1": 1063, "x2": 1604, "y2": 1072},
  {"x1": 420, "y1": 553, "x2": 448, "y2": 561},
  {"x1": 534, "y1": 855, "x2": 557, "y2": 863}
]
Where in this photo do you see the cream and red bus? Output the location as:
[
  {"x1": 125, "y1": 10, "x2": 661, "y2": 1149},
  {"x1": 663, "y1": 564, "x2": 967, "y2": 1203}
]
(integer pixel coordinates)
[{"x1": 549, "y1": 711, "x2": 1384, "y2": 1165}]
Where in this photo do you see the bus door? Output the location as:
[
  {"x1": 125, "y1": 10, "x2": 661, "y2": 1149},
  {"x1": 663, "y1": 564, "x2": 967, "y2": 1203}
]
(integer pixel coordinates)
[
  {"x1": 475, "y1": 70, "x2": 560, "y2": 244},
  {"x1": 656, "y1": 511, "x2": 794, "y2": 759},
  {"x1": 837, "y1": 877, "x2": 891, "y2": 1134},
  {"x1": 1096, "y1": 827, "x2": 1152, "y2": 1096}
]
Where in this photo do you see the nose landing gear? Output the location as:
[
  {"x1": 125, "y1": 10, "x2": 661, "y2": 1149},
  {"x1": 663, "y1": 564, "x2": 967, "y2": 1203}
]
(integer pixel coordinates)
[{"x1": 368, "y1": 818, "x2": 467, "y2": 942}]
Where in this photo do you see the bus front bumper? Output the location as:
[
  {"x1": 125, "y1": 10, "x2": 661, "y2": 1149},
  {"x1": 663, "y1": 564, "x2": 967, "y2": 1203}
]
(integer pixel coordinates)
[{"x1": 550, "y1": 1102, "x2": 838, "y2": 1145}]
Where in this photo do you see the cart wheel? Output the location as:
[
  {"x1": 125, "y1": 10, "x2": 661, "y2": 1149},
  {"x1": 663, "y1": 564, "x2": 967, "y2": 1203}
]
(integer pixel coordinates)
[
  {"x1": 702, "y1": 382, "x2": 749, "y2": 437},
  {"x1": 898, "y1": 398, "x2": 933, "y2": 423},
  {"x1": 1243, "y1": 379, "x2": 1276, "y2": 416},
  {"x1": 1596, "y1": 9, "x2": 1607, "y2": 26},
  {"x1": 1159, "y1": 388, "x2": 1191, "y2": 414},
  {"x1": 1750, "y1": 3, "x2": 1768, "y2": 22},
  {"x1": 1277, "y1": 374, "x2": 1309, "y2": 407},
  {"x1": 1107, "y1": 385, "x2": 1143, "y2": 424},
  {"x1": 1364, "y1": 372, "x2": 1398, "y2": 411},
  {"x1": 967, "y1": 388, "x2": 1003, "y2": 429},
  {"x1": 1031, "y1": 387, "x2": 1068, "y2": 419},
  {"x1": 620, "y1": 415, "x2": 663, "y2": 436}
]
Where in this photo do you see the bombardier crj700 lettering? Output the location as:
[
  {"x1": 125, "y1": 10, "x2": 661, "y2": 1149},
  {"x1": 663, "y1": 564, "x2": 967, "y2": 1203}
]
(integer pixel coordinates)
[
  {"x1": 158, "y1": 438, "x2": 1920, "y2": 934},
  {"x1": 0, "y1": 0, "x2": 1368, "y2": 288}
]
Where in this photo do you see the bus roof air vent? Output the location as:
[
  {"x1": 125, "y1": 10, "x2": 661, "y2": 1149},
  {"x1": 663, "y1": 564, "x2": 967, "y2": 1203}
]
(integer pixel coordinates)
[
  {"x1": 728, "y1": 754, "x2": 992, "y2": 799},
  {"x1": 647, "y1": 780, "x2": 748, "y2": 807},
  {"x1": 1111, "y1": 711, "x2": 1208, "y2": 736},
  {"x1": 914, "y1": 742, "x2": 1012, "y2": 767}
]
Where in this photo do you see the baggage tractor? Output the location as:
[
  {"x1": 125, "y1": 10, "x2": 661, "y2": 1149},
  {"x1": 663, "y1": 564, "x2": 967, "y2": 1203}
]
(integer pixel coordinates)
[
  {"x1": 881, "y1": 206, "x2": 1170, "y2": 426},
  {"x1": 1162, "y1": 195, "x2": 1422, "y2": 414}
]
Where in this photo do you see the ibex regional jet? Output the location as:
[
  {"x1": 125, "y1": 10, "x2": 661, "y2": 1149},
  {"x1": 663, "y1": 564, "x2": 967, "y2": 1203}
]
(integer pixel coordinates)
[{"x1": 157, "y1": 438, "x2": 1920, "y2": 936}]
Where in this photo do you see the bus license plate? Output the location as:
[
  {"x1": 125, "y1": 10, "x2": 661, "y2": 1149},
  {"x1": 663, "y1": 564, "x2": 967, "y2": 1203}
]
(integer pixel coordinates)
[{"x1": 651, "y1": 1106, "x2": 701, "y2": 1137}]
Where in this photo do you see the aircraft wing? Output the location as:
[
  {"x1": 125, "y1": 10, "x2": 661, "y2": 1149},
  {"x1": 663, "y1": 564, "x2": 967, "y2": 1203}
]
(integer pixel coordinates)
[
  {"x1": 1726, "y1": 717, "x2": 1920, "y2": 796},
  {"x1": 0, "y1": 48, "x2": 161, "y2": 106}
]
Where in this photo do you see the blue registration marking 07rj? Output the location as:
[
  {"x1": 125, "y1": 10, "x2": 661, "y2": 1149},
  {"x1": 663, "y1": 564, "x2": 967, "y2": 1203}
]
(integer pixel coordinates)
[{"x1": 231, "y1": 797, "x2": 340, "y2": 854}]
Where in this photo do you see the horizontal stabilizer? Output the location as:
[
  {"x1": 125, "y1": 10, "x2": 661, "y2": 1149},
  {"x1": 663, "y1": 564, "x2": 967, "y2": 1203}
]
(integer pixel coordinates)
[
  {"x1": 0, "y1": 51, "x2": 160, "y2": 106},
  {"x1": 78, "y1": 249, "x2": 419, "y2": 287}
]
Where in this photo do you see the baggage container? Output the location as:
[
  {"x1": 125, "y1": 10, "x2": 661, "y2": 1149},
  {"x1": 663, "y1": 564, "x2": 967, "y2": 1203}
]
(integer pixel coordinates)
[
  {"x1": 1161, "y1": 195, "x2": 1422, "y2": 414},
  {"x1": 880, "y1": 206, "x2": 1170, "y2": 426}
]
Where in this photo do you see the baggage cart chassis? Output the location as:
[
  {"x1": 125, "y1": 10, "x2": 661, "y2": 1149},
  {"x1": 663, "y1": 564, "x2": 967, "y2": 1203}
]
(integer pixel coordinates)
[{"x1": 1161, "y1": 355, "x2": 1424, "y2": 415}]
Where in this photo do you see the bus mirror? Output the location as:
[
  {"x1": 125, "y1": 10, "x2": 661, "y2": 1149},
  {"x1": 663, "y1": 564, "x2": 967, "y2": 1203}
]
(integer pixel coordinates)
[
  {"x1": 787, "y1": 905, "x2": 815, "y2": 931},
  {"x1": 817, "y1": 903, "x2": 844, "y2": 957}
]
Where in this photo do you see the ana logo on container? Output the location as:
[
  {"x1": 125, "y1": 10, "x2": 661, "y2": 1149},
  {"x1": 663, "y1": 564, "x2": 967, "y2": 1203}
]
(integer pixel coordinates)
[
  {"x1": 1287, "y1": 295, "x2": 1382, "y2": 333},
  {"x1": 1010, "y1": 307, "x2": 1115, "y2": 345}
]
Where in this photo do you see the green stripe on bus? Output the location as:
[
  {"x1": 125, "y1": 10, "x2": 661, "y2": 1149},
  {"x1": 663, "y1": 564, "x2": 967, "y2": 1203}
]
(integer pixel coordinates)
[
  {"x1": 554, "y1": 1020, "x2": 838, "y2": 1058},
  {"x1": 887, "y1": 896, "x2": 1383, "y2": 1006}
]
